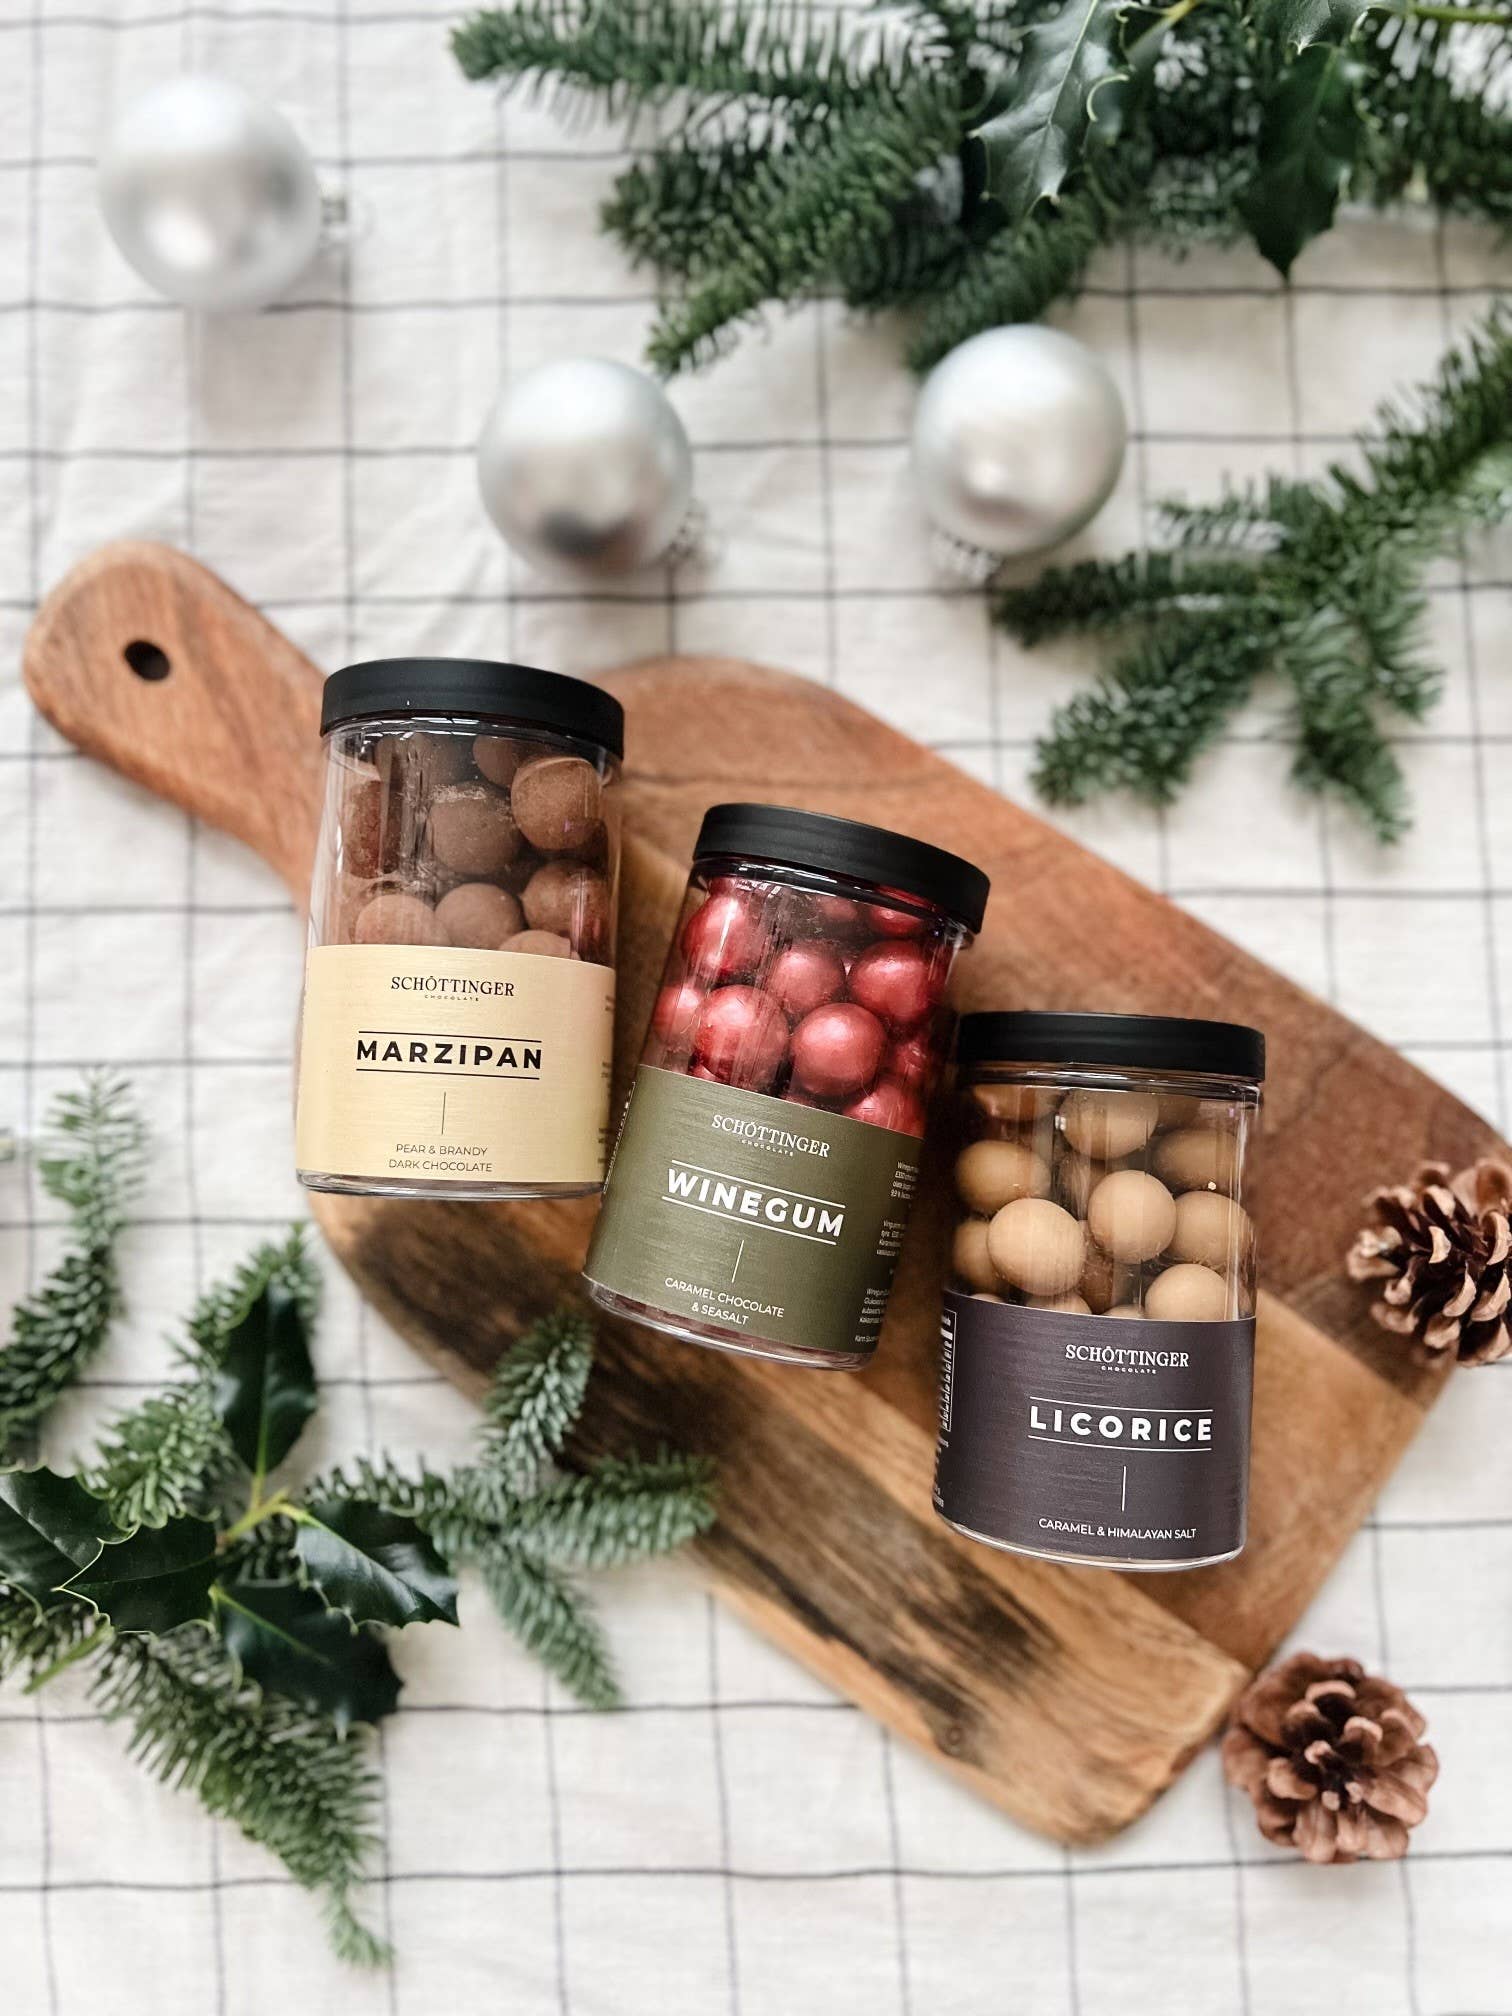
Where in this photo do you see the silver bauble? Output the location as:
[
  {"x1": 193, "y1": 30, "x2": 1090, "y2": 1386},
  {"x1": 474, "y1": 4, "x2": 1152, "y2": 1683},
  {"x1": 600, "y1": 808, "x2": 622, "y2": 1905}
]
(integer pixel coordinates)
[
  {"x1": 911, "y1": 326, "x2": 1128, "y2": 573},
  {"x1": 477, "y1": 357, "x2": 696, "y2": 576},
  {"x1": 98, "y1": 75, "x2": 323, "y2": 311}
]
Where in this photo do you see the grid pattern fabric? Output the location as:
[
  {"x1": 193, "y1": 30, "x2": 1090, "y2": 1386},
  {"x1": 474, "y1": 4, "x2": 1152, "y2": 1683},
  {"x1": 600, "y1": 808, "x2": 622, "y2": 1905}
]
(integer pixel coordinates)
[{"x1": 2, "y1": 4, "x2": 1511, "y2": 2012}]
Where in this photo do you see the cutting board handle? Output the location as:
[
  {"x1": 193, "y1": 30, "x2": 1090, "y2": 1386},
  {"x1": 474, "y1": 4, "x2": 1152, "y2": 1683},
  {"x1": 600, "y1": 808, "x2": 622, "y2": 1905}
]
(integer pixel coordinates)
[{"x1": 24, "y1": 541, "x2": 327, "y2": 899}]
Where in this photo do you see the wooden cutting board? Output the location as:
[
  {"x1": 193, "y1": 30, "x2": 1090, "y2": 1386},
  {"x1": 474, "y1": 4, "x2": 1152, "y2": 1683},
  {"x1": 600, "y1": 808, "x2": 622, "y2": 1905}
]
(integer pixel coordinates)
[{"x1": 25, "y1": 541, "x2": 1502, "y2": 1846}]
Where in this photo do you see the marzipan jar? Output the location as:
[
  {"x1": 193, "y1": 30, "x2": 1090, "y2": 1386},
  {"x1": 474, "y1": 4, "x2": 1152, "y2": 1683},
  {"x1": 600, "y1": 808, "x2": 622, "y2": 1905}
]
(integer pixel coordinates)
[
  {"x1": 934, "y1": 1011, "x2": 1264, "y2": 1570},
  {"x1": 583, "y1": 803, "x2": 991, "y2": 1369},
  {"x1": 295, "y1": 657, "x2": 623, "y2": 1200}
]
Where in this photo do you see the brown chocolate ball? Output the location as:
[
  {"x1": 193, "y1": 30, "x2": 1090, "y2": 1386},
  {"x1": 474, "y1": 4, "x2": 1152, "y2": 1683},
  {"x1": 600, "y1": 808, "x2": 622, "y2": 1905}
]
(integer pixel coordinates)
[
  {"x1": 427, "y1": 783, "x2": 521, "y2": 878},
  {"x1": 510, "y1": 753, "x2": 604, "y2": 853},
  {"x1": 473, "y1": 734, "x2": 533, "y2": 788},
  {"x1": 434, "y1": 882, "x2": 525, "y2": 950},
  {"x1": 521, "y1": 861, "x2": 611, "y2": 954},
  {"x1": 353, "y1": 890, "x2": 449, "y2": 947},
  {"x1": 503, "y1": 929, "x2": 576, "y2": 959},
  {"x1": 338, "y1": 767, "x2": 394, "y2": 880}
]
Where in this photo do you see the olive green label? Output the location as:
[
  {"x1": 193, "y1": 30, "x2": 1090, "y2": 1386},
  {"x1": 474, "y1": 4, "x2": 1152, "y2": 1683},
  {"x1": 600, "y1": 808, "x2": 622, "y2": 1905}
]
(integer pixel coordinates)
[{"x1": 584, "y1": 1065, "x2": 922, "y2": 1359}]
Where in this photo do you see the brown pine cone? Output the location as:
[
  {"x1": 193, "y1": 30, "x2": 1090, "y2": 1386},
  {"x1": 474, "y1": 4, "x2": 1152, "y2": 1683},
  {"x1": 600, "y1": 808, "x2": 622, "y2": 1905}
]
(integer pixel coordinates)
[
  {"x1": 1222, "y1": 1653, "x2": 1438, "y2": 1864},
  {"x1": 1346, "y1": 1157, "x2": 1512, "y2": 1364}
]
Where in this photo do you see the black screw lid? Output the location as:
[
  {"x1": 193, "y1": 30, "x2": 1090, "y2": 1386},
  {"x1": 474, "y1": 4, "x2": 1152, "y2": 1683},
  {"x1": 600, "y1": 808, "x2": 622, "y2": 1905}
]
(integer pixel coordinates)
[
  {"x1": 693, "y1": 803, "x2": 990, "y2": 933},
  {"x1": 958, "y1": 1010, "x2": 1265, "y2": 1082},
  {"x1": 320, "y1": 657, "x2": 625, "y2": 759}
]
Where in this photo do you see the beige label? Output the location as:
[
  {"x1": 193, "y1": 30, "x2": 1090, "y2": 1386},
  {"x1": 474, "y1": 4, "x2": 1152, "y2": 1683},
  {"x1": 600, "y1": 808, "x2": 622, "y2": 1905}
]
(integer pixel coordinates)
[{"x1": 295, "y1": 944, "x2": 615, "y2": 1188}]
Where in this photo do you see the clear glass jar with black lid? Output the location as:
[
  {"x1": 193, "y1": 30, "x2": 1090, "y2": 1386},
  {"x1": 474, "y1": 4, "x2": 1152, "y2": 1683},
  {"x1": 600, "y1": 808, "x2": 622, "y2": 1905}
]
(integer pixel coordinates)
[
  {"x1": 583, "y1": 802, "x2": 991, "y2": 1369},
  {"x1": 295, "y1": 656, "x2": 623, "y2": 1201},
  {"x1": 935, "y1": 1010, "x2": 1265, "y2": 1570}
]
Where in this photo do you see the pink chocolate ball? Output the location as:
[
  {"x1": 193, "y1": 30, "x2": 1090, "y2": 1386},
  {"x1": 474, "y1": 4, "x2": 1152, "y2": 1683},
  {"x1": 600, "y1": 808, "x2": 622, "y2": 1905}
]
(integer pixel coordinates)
[
  {"x1": 867, "y1": 895, "x2": 927, "y2": 938},
  {"x1": 790, "y1": 1001, "x2": 886, "y2": 1098},
  {"x1": 808, "y1": 894, "x2": 865, "y2": 935},
  {"x1": 884, "y1": 1029, "x2": 935, "y2": 1090},
  {"x1": 768, "y1": 940, "x2": 847, "y2": 1021},
  {"x1": 693, "y1": 986, "x2": 788, "y2": 1088},
  {"x1": 681, "y1": 891, "x2": 767, "y2": 982},
  {"x1": 847, "y1": 940, "x2": 939, "y2": 1030},
  {"x1": 651, "y1": 980, "x2": 705, "y2": 1051},
  {"x1": 843, "y1": 1078, "x2": 927, "y2": 1136}
]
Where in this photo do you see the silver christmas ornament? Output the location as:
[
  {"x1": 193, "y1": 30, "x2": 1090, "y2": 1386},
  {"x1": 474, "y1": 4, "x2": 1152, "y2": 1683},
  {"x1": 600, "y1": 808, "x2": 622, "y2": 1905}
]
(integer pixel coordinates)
[
  {"x1": 477, "y1": 357, "x2": 698, "y2": 576},
  {"x1": 98, "y1": 75, "x2": 324, "y2": 311},
  {"x1": 911, "y1": 326, "x2": 1128, "y2": 577}
]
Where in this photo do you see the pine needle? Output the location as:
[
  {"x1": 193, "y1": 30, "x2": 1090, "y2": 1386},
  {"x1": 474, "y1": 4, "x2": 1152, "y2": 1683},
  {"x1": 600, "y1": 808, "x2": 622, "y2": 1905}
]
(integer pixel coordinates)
[{"x1": 0, "y1": 1075, "x2": 145, "y2": 1458}]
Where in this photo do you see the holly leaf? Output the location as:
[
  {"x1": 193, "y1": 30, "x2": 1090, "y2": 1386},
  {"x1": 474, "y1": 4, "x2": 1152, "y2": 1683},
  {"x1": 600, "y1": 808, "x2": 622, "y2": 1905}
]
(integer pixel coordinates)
[
  {"x1": 214, "y1": 1279, "x2": 316, "y2": 1485},
  {"x1": 215, "y1": 1577, "x2": 401, "y2": 1731},
  {"x1": 294, "y1": 1499, "x2": 459, "y2": 1629},
  {"x1": 971, "y1": 0, "x2": 1128, "y2": 222},
  {"x1": 0, "y1": 1467, "x2": 114, "y2": 1607},
  {"x1": 1243, "y1": 42, "x2": 1364, "y2": 275},
  {"x1": 62, "y1": 1514, "x2": 218, "y2": 1633}
]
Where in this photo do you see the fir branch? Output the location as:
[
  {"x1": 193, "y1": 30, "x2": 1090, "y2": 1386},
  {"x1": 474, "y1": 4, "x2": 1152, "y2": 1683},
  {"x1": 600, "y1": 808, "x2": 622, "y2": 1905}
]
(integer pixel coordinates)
[
  {"x1": 510, "y1": 1454, "x2": 718, "y2": 1569},
  {"x1": 0, "y1": 1590, "x2": 384, "y2": 1959},
  {"x1": 474, "y1": 1541, "x2": 619, "y2": 1708},
  {"x1": 0, "y1": 1076, "x2": 145, "y2": 1457},
  {"x1": 1009, "y1": 307, "x2": 1512, "y2": 838},
  {"x1": 453, "y1": 0, "x2": 946, "y2": 123},
  {"x1": 648, "y1": 88, "x2": 965, "y2": 372},
  {"x1": 906, "y1": 184, "x2": 1110, "y2": 367},
  {"x1": 479, "y1": 1307, "x2": 595, "y2": 1493},
  {"x1": 603, "y1": 142, "x2": 774, "y2": 278}
]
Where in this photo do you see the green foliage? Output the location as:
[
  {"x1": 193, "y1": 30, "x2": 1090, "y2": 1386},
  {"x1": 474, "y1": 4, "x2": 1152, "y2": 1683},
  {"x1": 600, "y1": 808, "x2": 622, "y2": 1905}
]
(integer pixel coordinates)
[
  {"x1": 0, "y1": 1179, "x2": 717, "y2": 1962},
  {"x1": 0, "y1": 1076, "x2": 145, "y2": 1457},
  {"x1": 452, "y1": 0, "x2": 1512, "y2": 373},
  {"x1": 998, "y1": 307, "x2": 1512, "y2": 838}
]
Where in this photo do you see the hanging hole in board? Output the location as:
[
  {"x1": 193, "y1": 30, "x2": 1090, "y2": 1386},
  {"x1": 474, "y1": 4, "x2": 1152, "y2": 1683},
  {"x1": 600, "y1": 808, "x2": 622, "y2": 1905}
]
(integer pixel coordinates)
[{"x1": 124, "y1": 639, "x2": 171, "y2": 682}]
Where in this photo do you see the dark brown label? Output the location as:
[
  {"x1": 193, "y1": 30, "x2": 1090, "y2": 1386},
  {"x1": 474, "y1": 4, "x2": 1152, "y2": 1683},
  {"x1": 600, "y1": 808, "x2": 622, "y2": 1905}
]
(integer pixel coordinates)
[
  {"x1": 584, "y1": 1065, "x2": 922, "y2": 1359},
  {"x1": 933, "y1": 1291, "x2": 1253, "y2": 1566}
]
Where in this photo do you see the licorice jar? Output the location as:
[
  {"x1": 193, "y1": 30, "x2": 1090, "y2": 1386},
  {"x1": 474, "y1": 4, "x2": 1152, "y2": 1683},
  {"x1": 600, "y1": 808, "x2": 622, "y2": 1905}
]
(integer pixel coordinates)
[
  {"x1": 584, "y1": 804, "x2": 990, "y2": 1368},
  {"x1": 295, "y1": 657, "x2": 623, "y2": 1200},
  {"x1": 934, "y1": 1011, "x2": 1264, "y2": 1570}
]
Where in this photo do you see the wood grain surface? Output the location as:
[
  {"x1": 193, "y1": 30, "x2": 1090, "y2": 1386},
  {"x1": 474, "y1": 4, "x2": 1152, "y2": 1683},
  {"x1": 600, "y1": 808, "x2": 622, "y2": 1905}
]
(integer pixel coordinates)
[{"x1": 24, "y1": 540, "x2": 1499, "y2": 1844}]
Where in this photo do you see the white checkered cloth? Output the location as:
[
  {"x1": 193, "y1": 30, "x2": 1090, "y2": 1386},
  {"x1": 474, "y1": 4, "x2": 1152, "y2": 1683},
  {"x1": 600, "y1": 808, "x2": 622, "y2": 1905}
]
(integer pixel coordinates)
[{"x1": 2, "y1": 5, "x2": 1511, "y2": 2012}]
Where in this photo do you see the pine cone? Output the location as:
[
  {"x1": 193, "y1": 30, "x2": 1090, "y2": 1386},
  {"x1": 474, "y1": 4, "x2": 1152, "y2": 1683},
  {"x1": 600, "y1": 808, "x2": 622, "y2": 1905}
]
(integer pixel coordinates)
[
  {"x1": 1222, "y1": 1653, "x2": 1437, "y2": 1864},
  {"x1": 1346, "y1": 1157, "x2": 1512, "y2": 1364}
]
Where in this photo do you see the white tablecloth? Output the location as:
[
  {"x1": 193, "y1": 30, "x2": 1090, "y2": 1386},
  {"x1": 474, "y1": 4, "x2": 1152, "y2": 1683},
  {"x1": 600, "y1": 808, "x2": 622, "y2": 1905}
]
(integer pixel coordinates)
[{"x1": 3, "y1": 5, "x2": 1511, "y2": 2012}]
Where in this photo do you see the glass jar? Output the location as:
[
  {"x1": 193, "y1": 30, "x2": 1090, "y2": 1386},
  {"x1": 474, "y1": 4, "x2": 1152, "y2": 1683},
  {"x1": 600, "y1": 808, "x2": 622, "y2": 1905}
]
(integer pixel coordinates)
[
  {"x1": 584, "y1": 804, "x2": 991, "y2": 1369},
  {"x1": 295, "y1": 657, "x2": 623, "y2": 1201},
  {"x1": 934, "y1": 1011, "x2": 1264, "y2": 1571}
]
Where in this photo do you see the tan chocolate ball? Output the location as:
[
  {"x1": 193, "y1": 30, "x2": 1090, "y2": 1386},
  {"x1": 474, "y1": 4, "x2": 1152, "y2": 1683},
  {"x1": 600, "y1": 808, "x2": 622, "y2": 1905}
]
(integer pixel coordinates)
[
  {"x1": 1171, "y1": 1190, "x2": 1253, "y2": 1271},
  {"x1": 986, "y1": 1198, "x2": 1085, "y2": 1298},
  {"x1": 427, "y1": 782, "x2": 521, "y2": 877},
  {"x1": 353, "y1": 890, "x2": 448, "y2": 947},
  {"x1": 510, "y1": 753, "x2": 604, "y2": 853},
  {"x1": 1056, "y1": 1154, "x2": 1104, "y2": 1218},
  {"x1": 434, "y1": 882, "x2": 524, "y2": 950},
  {"x1": 1155, "y1": 1126, "x2": 1241, "y2": 1196},
  {"x1": 954, "y1": 1137, "x2": 1050, "y2": 1216},
  {"x1": 951, "y1": 1218, "x2": 998, "y2": 1293},
  {"x1": 522, "y1": 861, "x2": 611, "y2": 955},
  {"x1": 1060, "y1": 1089, "x2": 1160, "y2": 1161},
  {"x1": 970, "y1": 1082, "x2": 1060, "y2": 1128},
  {"x1": 1027, "y1": 1291, "x2": 1092, "y2": 1314},
  {"x1": 1157, "y1": 1093, "x2": 1204, "y2": 1129},
  {"x1": 1145, "y1": 1262, "x2": 1230, "y2": 1322},
  {"x1": 1104, "y1": 1304, "x2": 1146, "y2": 1320},
  {"x1": 473, "y1": 734, "x2": 532, "y2": 788},
  {"x1": 503, "y1": 928, "x2": 576, "y2": 959},
  {"x1": 1087, "y1": 1168, "x2": 1177, "y2": 1263}
]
